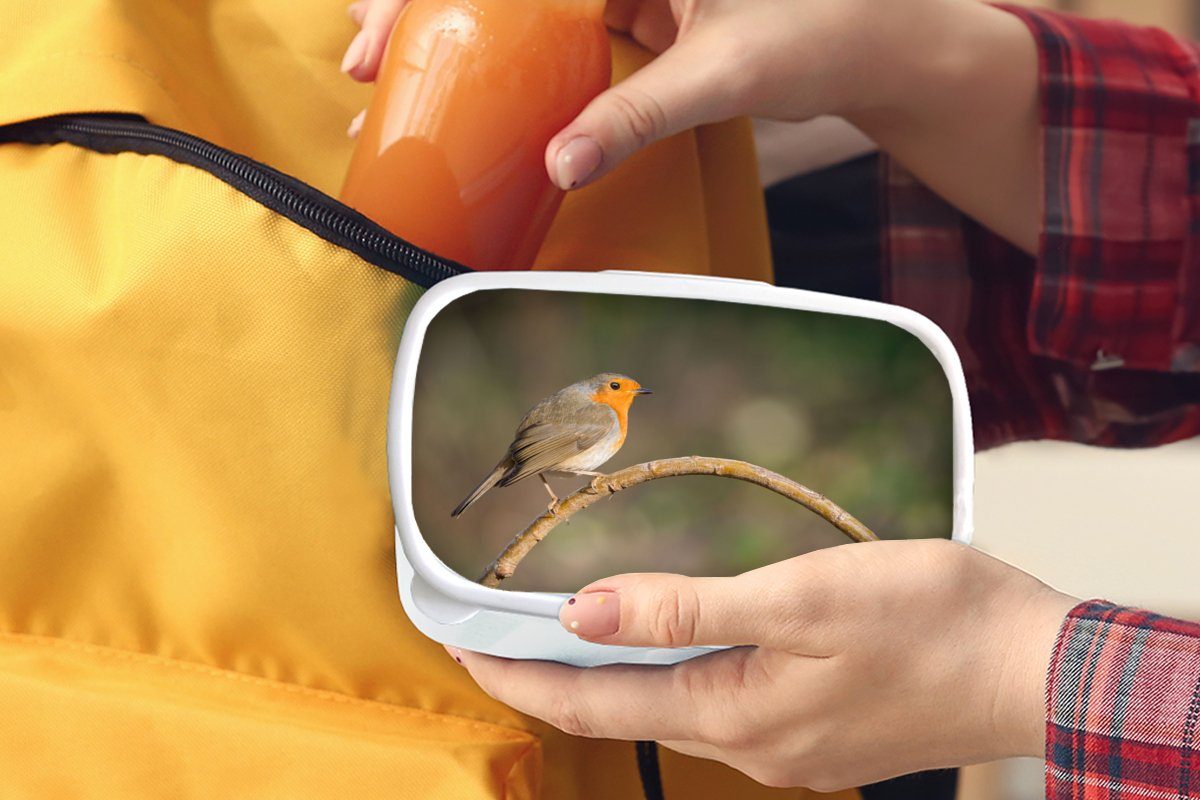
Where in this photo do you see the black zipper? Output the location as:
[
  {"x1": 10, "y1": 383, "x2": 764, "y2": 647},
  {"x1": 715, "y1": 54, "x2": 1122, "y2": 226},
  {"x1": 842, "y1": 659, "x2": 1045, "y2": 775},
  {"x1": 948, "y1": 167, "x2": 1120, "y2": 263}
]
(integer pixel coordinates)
[{"x1": 0, "y1": 113, "x2": 468, "y2": 288}]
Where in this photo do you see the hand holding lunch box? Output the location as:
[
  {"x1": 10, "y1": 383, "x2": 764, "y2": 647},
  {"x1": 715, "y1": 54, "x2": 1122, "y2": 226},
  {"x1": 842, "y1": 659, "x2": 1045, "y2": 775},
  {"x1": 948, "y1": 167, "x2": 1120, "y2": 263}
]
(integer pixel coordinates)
[{"x1": 386, "y1": 270, "x2": 1076, "y2": 792}]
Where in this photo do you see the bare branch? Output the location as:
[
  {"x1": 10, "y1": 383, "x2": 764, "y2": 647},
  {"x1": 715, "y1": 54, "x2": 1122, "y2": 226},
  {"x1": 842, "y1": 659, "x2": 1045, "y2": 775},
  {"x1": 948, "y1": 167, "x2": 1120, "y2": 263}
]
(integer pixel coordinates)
[{"x1": 478, "y1": 456, "x2": 878, "y2": 588}]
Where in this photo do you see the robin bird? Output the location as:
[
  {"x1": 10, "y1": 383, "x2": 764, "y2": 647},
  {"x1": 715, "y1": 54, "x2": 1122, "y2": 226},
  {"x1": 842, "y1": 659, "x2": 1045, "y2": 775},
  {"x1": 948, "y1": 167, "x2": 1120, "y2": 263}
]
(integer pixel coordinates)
[{"x1": 451, "y1": 373, "x2": 652, "y2": 518}]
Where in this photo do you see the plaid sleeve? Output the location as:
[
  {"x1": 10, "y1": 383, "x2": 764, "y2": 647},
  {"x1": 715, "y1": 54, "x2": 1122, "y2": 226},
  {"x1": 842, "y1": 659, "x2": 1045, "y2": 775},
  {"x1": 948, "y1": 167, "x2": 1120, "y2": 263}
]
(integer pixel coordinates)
[
  {"x1": 881, "y1": 6, "x2": 1200, "y2": 450},
  {"x1": 999, "y1": 6, "x2": 1200, "y2": 374},
  {"x1": 1047, "y1": 600, "x2": 1200, "y2": 799}
]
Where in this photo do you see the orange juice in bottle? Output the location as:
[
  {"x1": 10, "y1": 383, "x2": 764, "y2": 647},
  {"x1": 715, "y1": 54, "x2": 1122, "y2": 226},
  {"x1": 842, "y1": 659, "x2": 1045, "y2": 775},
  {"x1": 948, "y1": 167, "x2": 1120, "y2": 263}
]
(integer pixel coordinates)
[{"x1": 340, "y1": 0, "x2": 611, "y2": 269}]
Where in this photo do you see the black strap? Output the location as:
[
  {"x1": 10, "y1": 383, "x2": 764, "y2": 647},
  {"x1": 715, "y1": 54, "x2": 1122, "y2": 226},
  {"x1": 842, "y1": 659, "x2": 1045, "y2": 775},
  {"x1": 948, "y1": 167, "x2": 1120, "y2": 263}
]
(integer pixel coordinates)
[
  {"x1": 860, "y1": 768, "x2": 959, "y2": 799},
  {"x1": 635, "y1": 740, "x2": 664, "y2": 800}
]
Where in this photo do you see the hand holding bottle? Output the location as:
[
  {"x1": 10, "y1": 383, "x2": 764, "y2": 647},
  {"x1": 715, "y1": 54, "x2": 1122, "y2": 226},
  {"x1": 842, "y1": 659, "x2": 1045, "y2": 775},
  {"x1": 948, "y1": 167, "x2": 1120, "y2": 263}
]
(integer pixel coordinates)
[{"x1": 343, "y1": 0, "x2": 1041, "y2": 251}]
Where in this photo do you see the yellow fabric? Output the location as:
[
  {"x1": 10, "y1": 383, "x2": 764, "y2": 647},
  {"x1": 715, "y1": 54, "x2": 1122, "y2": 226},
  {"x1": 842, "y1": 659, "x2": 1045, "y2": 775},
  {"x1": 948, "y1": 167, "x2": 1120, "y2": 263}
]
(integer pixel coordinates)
[{"x1": 0, "y1": 2, "x2": 859, "y2": 799}]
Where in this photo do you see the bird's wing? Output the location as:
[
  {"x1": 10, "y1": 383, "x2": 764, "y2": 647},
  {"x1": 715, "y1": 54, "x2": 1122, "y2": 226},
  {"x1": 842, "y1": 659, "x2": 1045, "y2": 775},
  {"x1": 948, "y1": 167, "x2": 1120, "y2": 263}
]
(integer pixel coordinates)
[{"x1": 499, "y1": 406, "x2": 614, "y2": 486}]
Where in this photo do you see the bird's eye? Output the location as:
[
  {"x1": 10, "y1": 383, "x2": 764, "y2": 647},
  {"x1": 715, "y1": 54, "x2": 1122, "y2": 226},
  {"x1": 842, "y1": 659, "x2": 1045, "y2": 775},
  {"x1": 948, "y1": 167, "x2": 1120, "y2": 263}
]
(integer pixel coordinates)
[{"x1": 609, "y1": 381, "x2": 621, "y2": 390}]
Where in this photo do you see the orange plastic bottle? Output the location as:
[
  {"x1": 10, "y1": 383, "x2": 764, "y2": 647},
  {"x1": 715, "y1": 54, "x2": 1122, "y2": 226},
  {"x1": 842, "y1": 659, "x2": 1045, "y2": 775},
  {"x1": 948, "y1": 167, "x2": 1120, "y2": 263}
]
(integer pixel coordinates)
[{"x1": 340, "y1": 0, "x2": 611, "y2": 269}]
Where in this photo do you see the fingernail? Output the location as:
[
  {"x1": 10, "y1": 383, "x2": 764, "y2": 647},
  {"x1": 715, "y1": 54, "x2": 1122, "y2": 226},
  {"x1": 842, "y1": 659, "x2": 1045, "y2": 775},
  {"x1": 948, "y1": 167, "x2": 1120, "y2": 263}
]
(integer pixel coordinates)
[
  {"x1": 560, "y1": 591, "x2": 619, "y2": 637},
  {"x1": 347, "y1": 109, "x2": 366, "y2": 138},
  {"x1": 554, "y1": 137, "x2": 603, "y2": 190},
  {"x1": 347, "y1": 1, "x2": 367, "y2": 24},
  {"x1": 340, "y1": 30, "x2": 369, "y2": 73},
  {"x1": 443, "y1": 644, "x2": 464, "y2": 665}
]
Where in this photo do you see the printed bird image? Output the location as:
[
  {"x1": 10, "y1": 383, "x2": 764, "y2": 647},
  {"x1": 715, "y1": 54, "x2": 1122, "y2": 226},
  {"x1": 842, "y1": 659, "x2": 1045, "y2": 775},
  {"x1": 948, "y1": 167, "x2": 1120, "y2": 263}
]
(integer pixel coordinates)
[{"x1": 451, "y1": 373, "x2": 652, "y2": 518}]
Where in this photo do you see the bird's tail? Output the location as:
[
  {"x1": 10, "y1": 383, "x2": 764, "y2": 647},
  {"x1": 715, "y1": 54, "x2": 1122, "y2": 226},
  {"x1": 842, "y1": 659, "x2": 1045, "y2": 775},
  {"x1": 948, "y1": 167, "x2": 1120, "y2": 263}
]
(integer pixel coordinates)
[{"x1": 451, "y1": 460, "x2": 510, "y2": 518}]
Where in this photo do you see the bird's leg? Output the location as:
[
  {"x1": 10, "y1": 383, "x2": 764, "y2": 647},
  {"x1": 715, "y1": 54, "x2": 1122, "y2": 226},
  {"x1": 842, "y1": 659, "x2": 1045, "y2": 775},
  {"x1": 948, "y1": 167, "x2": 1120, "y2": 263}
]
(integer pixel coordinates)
[{"x1": 539, "y1": 474, "x2": 567, "y2": 521}]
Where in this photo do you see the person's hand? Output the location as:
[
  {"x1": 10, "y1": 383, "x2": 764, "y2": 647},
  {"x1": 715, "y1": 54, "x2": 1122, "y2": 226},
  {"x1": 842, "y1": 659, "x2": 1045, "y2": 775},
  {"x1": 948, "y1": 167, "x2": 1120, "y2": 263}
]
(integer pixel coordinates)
[
  {"x1": 447, "y1": 540, "x2": 1076, "y2": 790},
  {"x1": 340, "y1": 0, "x2": 1040, "y2": 250}
]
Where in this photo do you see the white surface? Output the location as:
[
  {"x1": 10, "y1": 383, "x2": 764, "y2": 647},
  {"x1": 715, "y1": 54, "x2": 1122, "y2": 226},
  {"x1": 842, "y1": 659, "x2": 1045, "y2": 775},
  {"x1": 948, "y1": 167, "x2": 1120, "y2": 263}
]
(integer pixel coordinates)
[
  {"x1": 388, "y1": 269, "x2": 976, "y2": 665},
  {"x1": 974, "y1": 438, "x2": 1200, "y2": 616}
]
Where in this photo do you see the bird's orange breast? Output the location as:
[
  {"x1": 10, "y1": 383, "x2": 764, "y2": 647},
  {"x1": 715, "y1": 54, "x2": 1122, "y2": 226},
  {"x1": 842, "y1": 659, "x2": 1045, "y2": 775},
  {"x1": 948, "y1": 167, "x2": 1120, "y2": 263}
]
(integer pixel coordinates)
[{"x1": 589, "y1": 392, "x2": 630, "y2": 443}]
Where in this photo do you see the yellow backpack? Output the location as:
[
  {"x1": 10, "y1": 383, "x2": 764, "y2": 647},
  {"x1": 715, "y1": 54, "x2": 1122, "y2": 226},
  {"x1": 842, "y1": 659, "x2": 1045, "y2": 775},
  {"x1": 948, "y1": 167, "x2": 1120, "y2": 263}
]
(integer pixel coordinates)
[{"x1": 0, "y1": 2, "x2": 859, "y2": 798}]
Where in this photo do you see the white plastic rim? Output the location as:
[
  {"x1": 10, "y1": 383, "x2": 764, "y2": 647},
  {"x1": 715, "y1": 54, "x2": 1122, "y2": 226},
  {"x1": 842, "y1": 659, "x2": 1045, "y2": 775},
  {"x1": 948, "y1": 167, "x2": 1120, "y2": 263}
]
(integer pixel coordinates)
[{"x1": 388, "y1": 270, "x2": 975, "y2": 664}]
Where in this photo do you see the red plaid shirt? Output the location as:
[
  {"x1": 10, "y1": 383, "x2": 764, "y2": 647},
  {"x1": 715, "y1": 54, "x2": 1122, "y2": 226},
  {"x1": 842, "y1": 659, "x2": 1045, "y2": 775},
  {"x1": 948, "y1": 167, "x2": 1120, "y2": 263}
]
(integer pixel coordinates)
[
  {"x1": 884, "y1": 6, "x2": 1200, "y2": 450},
  {"x1": 881, "y1": 6, "x2": 1200, "y2": 798},
  {"x1": 1048, "y1": 602, "x2": 1200, "y2": 800}
]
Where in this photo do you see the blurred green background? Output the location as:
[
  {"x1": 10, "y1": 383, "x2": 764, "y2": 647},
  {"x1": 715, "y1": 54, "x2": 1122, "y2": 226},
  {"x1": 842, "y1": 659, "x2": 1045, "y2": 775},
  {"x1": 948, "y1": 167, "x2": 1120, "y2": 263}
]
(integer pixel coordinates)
[{"x1": 413, "y1": 289, "x2": 953, "y2": 592}]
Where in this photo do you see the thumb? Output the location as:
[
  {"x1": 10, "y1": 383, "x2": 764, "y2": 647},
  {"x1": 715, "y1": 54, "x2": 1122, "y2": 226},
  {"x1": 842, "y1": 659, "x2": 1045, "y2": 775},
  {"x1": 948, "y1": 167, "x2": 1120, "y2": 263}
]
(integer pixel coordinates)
[
  {"x1": 545, "y1": 35, "x2": 740, "y2": 191},
  {"x1": 559, "y1": 572, "x2": 783, "y2": 649}
]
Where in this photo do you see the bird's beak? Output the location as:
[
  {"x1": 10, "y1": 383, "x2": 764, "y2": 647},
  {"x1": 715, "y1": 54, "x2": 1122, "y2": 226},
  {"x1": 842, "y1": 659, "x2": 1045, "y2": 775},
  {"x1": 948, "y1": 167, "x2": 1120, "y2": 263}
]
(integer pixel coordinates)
[{"x1": 634, "y1": 388, "x2": 653, "y2": 395}]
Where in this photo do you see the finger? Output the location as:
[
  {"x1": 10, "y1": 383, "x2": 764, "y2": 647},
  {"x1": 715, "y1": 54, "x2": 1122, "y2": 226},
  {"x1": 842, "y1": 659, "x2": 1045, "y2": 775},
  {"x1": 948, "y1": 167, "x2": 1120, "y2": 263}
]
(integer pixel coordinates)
[
  {"x1": 558, "y1": 571, "x2": 797, "y2": 649},
  {"x1": 605, "y1": 0, "x2": 677, "y2": 48},
  {"x1": 627, "y1": 1, "x2": 678, "y2": 54},
  {"x1": 603, "y1": 0, "x2": 644, "y2": 31},
  {"x1": 347, "y1": 0, "x2": 369, "y2": 26},
  {"x1": 545, "y1": 33, "x2": 742, "y2": 190},
  {"x1": 347, "y1": 109, "x2": 366, "y2": 138},
  {"x1": 340, "y1": 29, "x2": 370, "y2": 76},
  {"x1": 343, "y1": 0, "x2": 408, "y2": 81},
  {"x1": 457, "y1": 649, "x2": 702, "y2": 742}
]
